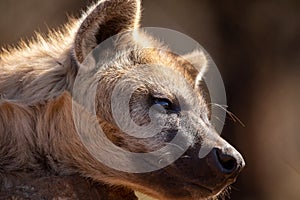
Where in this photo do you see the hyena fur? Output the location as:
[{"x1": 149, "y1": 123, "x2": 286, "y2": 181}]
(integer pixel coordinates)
[{"x1": 0, "y1": 0, "x2": 244, "y2": 199}]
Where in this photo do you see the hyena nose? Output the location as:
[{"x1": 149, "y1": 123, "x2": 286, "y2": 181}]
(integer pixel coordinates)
[
  {"x1": 210, "y1": 147, "x2": 245, "y2": 177},
  {"x1": 214, "y1": 148, "x2": 238, "y2": 174}
]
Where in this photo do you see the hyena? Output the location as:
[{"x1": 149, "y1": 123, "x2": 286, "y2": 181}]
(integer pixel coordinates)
[{"x1": 0, "y1": 0, "x2": 245, "y2": 199}]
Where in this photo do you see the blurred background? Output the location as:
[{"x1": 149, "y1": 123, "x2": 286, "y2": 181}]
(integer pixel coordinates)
[{"x1": 0, "y1": 0, "x2": 299, "y2": 199}]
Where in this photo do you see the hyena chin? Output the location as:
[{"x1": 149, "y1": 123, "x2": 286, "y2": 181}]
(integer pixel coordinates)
[{"x1": 0, "y1": 0, "x2": 245, "y2": 199}]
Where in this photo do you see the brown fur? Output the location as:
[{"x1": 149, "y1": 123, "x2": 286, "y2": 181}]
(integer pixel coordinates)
[{"x1": 0, "y1": 0, "x2": 244, "y2": 199}]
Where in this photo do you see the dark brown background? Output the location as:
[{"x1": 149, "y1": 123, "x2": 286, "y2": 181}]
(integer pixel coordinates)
[{"x1": 1, "y1": 0, "x2": 299, "y2": 199}]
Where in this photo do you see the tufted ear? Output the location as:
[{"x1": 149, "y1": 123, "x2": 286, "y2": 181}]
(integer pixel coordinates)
[
  {"x1": 182, "y1": 50, "x2": 208, "y2": 88},
  {"x1": 74, "y1": 0, "x2": 141, "y2": 63}
]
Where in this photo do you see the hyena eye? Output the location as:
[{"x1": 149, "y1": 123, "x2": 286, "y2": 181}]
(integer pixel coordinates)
[{"x1": 152, "y1": 98, "x2": 180, "y2": 114}]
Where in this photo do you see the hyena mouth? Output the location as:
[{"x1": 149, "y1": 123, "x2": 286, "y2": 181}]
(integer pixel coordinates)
[
  {"x1": 186, "y1": 182, "x2": 214, "y2": 194},
  {"x1": 171, "y1": 174, "x2": 229, "y2": 198},
  {"x1": 181, "y1": 181, "x2": 232, "y2": 200}
]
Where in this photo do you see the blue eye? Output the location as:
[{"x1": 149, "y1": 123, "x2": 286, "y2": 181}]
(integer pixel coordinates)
[
  {"x1": 152, "y1": 97, "x2": 180, "y2": 114},
  {"x1": 154, "y1": 98, "x2": 172, "y2": 110}
]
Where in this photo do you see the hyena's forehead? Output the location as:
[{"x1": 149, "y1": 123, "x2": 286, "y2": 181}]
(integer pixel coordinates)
[
  {"x1": 116, "y1": 49, "x2": 207, "y2": 107},
  {"x1": 125, "y1": 48, "x2": 201, "y2": 86}
]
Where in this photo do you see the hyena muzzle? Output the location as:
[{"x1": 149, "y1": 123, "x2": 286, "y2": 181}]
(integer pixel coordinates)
[{"x1": 0, "y1": 0, "x2": 245, "y2": 199}]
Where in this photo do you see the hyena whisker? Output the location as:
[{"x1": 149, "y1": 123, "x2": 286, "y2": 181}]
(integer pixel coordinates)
[
  {"x1": 210, "y1": 103, "x2": 245, "y2": 127},
  {"x1": 181, "y1": 155, "x2": 191, "y2": 159},
  {"x1": 218, "y1": 186, "x2": 232, "y2": 200},
  {"x1": 229, "y1": 185, "x2": 240, "y2": 192},
  {"x1": 208, "y1": 186, "x2": 231, "y2": 200}
]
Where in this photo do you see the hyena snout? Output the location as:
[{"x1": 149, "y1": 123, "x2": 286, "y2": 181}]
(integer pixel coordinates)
[
  {"x1": 174, "y1": 136, "x2": 245, "y2": 194},
  {"x1": 205, "y1": 146, "x2": 245, "y2": 181}
]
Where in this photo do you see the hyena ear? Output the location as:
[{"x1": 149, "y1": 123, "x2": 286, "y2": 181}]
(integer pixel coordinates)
[
  {"x1": 182, "y1": 50, "x2": 208, "y2": 88},
  {"x1": 74, "y1": 0, "x2": 141, "y2": 63}
]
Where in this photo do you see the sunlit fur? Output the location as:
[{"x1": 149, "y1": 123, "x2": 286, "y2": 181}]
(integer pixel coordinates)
[{"x1": 0, "y1": 0, "x2": 243, "y2": 199}]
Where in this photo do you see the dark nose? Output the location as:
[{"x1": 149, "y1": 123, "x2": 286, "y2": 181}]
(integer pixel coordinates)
[
  {"x1": 211, "y1": 148, "x2": 244, "y2": 176},
  {"x1": 214, "y1": 148, "x2": 237, "y2": 174}
]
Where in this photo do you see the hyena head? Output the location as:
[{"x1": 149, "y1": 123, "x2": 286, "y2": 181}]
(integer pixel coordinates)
[
  {"x1": 69, "y1": 0, "x2": 245, "y2": 199},
  {"x1": 0, "y1": 0, "x2": 244, "y2": 199}
]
